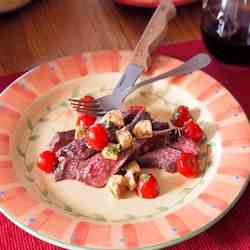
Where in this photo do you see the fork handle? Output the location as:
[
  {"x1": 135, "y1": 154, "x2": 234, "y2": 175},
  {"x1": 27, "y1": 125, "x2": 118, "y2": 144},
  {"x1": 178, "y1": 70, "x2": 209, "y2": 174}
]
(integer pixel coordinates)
[
  {"x1": 131, "y1": 0, "x2": 176, "y2": 71},
  {"x1": 119, "y1": 53, "x2": 211, "y2": 101}
]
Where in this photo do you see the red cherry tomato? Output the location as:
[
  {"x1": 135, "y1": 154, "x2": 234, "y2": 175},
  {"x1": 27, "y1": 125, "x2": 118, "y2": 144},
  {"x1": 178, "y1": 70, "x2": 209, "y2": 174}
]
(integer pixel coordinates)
[
  {"x1": 128, "y1": 104, "x2": 145, "y2": 112},
  {"x1": 172, "y1": 105, "x2": 191, "y2": 127},
  {"x1": 81, "y1": 95, "x2": 95, "y2": 103},
  {"x1": 85, "y1": 124, "x2": 108, "y2": 151},
  {"x1": 183, "y1": 120, "x2": 204, "y2": 143},
  {"x1": 177, "y1": 152, "x2": 200, "y2": 178},
  {"x1": 137, "y1": 173, "x2": 160, "y2": 199},
  {"x1": 77, "y1": 113, "x2": 96, "y2": 127},
  {"x1": 37, "y1": 150, "x2": 58, "y2": 173}
]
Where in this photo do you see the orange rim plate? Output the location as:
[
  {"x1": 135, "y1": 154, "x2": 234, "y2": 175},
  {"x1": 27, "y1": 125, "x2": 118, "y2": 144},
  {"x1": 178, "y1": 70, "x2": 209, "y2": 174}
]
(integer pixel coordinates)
[
  {"x1": 115, "y1": 0, "x2": 199, "y2": 7},
  {"x1": 0, "y1": 49, "x2": 249, "y2": 250}
]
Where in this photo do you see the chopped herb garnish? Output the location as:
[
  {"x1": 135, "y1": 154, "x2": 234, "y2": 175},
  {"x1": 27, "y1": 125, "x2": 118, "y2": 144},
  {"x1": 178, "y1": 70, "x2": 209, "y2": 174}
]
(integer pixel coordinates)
[
  {"x1": 75, "y1": 125, "x2": 87, "y2": 140},
  {"x1": 107, "y1": 144, "x2": 121, "y2": 155},
  {"x1": 117, "y1": 144, "x2": 122, "y2": 151},
  {"x1": 104, "y1": 119, "x2": 114, "y2": 128},
  {"x1": 141, "y1": 173, "x2": 150, "y2": 182}
]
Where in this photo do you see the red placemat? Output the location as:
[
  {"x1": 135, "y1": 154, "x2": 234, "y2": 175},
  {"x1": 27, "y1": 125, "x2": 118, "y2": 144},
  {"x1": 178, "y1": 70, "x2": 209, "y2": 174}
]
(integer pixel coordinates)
[{"x1": 0, "y1": 40, "x2": 249, "y2": 250}]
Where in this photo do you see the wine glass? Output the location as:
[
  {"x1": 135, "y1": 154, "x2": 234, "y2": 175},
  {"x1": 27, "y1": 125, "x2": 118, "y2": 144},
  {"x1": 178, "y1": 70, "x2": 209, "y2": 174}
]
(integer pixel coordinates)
[{"x1": 201, "y1": 0, "x2": 250, "y2": 65}]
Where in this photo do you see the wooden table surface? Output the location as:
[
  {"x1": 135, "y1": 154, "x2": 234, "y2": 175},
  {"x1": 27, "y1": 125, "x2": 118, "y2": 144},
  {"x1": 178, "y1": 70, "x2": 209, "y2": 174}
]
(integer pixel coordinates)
[{"x1": 0, "y1": 0, "x2": 202, "y2": 75}]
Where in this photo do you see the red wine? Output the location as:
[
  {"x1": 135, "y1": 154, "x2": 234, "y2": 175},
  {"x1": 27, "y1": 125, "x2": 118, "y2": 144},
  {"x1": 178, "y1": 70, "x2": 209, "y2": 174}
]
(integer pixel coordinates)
[{"x1": 201, "y1": 11, "x2": 250, "y2": 65}]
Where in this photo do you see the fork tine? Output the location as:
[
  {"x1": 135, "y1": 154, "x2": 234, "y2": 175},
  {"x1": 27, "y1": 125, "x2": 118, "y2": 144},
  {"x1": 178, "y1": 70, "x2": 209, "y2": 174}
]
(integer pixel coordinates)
[
  {"x1": 69, "y1": 98, "x2": 99, "y2": 103},
  {"x1": 73, "y1": 108, "x2": 105, "y2": 116},
  {"x1": 69, "y1": 98, "x2": 106, "y2": 116},
  {"x1": 69, "y1": 98, "x2": 99, "y2": 105},
  {"x1": 71, "y1": 105, "x2": 97, "y2": 113},
  {"x1": 69, "y1": 98, "x2": 100, "y2": 106},
  {"x1": 69, "y1": 99, "x2": 102, "y2": 110},
  {"x1": 72, "y1": 107, "x2": 105, "y2": 116},
  {"x1": 71, "y1": 105, "x2": 104, "y2": 113},
  {"x1": 69, "y1": 101, "x2": 101, "y2": 109},
  {"x1": 70, "y1": 103, "x2": 104, "y2": 112},
  {"x1": 69, "y1": 99, "x2": 102, "y2": 109}
]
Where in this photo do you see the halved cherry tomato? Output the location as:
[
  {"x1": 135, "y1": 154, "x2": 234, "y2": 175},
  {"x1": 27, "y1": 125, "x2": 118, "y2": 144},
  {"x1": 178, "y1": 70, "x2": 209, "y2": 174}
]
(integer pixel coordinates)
[
  {"x1": 128, "y1": 104, "x2": 145, "y2": 112},
  {"x1": 37, "y1": 150, "x2": 58, "y2": 173},
  {"x1": 183, "y1": 120, "x2": 204, "y2": 143},
  {"x1": 77, "y1": 113, "x2": 96, "y2": 127},
  {"x1": 177, "y1": 152, "x2": 200, "y2": 178},
  {"x1": 172, "y1": 105, "x2": 191, "y2": 127},
  {"x1": 81, "y1": 95, "x2": 95, "y2": 103},
  {"x1": 85, "y1": 124, "x2": 108, "y2": 151},
  {"x1": 137, "y1": 173, "x2": 160, "y2": 199}
]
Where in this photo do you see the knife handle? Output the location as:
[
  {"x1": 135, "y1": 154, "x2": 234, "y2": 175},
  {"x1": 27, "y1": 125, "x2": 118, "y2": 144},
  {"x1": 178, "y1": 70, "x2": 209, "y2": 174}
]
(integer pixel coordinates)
[{"x1": 131, "y1": 0, "x2": 176, "y2": 71}]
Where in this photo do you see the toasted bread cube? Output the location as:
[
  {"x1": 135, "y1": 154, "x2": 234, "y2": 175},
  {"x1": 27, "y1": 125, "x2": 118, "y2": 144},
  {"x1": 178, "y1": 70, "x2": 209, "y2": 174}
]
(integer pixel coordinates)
[
  {"x1": 125, "y1": 161, "x2": 141, "y2": 191},
  {"x1": 102, "y1": 143, "x2": 121, "y2": 161},
  {"x1": 125, "y1": 172, "x2": 137, "y2": 191},
  {"x1": 127, "y1": 161, "x2": 141, "y2": 174},
  {"x1": 75, "y1": 125, "x2": 86, "y2": 140},
  {"x1": 107, "y1": 175, "x2": 128, "y2": 199},
  {"x1": 116, "y1": 129, "x2": 133, "y2": 150},
  {"x1": 105, "y1": 110, "x2": 124, "y2": 128},
  {"x1": 133, "y1": 120, "x2": 153, "y2": 139}
]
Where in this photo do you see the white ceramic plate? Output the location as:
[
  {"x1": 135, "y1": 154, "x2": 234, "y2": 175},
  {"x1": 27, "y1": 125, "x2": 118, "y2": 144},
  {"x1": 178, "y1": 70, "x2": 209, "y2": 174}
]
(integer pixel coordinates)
[{"x1": 0, "y1": 50, "x2": 249, "y2": 249}]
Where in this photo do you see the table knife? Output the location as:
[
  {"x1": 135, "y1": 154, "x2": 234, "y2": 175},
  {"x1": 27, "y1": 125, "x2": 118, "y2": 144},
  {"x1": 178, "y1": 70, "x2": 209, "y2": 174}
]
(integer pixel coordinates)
[{"x1": 112, "y1": 0, "x2": 176, "y2": 96}]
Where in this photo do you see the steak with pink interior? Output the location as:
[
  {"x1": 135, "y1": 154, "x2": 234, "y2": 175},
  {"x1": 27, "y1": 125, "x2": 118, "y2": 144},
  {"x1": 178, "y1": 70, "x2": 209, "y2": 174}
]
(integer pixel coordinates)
[
  {"x1": 49, "y1": 129, "x2": 75, "y2": 153},
  {"x1": 53, "y1": 128, "x2": 180, "y2": 185},
  {"x1": 138, "y1": 146, "x2": 181, "y2": 173},
  {"x1": 126, "y1": 110, "x2": 151, "y2": 132},
  {"x1": 137, "y1": 136, "x2": 199, "y2": 173},
  {"x1": 152, "y1": 121, "x2": 169, "y2": 131},
  {"x1": 50, "y1": 111, "x2": 196, "y2": 186},
  {"x1": 55, "y1": 149, "x2": 132, "y2": 187},
  {"x1": 54, "y1": 139, "x2": 97, "y2": 181},
  {"x1": 173, "y1": 136, "x2": 199, "y2": 155},
  {"x1": 78, "y1": 151, "x2": 131, "y2": 187}
]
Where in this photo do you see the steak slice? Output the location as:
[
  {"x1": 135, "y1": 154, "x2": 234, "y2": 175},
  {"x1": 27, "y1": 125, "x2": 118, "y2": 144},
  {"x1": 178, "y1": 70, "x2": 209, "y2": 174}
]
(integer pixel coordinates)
[
  {"x1": 137, "y1": 136, "x2": 199, "y2": 173},
  {"x1": 54, "y1": 139, "x2": 97, "y2": 181},
  {"x1": 173, "y1": 136, "x2": 199, "y2": 155},
  {"x1": 54, "y1": 137, "x2": 147, "y2": 187},
  {"x1": 123, "y1": 110, "x2": 169, "y2": 131},
  {"x1": 126, "y1": 110, "x2": 152, "y2": 132},
  {"x1": 123, "y1": 110, "x2": 138, "y2": 125},
  {"x1": 55, "y1": 149, "x2": 133, "y2": 187},
  {"x1": 78, "y1": 151, "x2": 131, "y2": 187},
  {"x1": 130, "y1": 128, "x2": 179, "y2": 159},
  {"x1": 152, "y1": 121, "x2": 169, "y2": 131},
  {"x1": 56, "y1": 139, "x2": 95, "y2": 159},
  {"x1": 138, "y1": 146, "x2": 181, "y2": 173},
  {"x1": 49, "y1": 129, "x2": 75, "y2": 153}
]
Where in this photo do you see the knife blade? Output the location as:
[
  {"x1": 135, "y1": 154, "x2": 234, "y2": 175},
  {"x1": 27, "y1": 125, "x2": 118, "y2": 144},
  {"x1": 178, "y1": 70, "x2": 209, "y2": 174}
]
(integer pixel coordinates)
[
  {"x1": 96, "y1": 1, "x2": 176, "y2": 113},
  {"x1": 111, "y1": 0, "x2": 176, "y2": 97},
  {"x1": 112, "y1": 64, "x2": 143, "y2": 95}
]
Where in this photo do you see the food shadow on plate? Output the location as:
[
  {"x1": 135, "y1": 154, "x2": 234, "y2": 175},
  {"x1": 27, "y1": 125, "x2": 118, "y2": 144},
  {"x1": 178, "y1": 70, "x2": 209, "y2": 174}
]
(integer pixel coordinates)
[
  {"x1": 125, "y1": 87, "x2": 174, "y2": 121},
  {"x1": 125, "y1": 169, "x2": 189, "y2": 198},
  {"x1": 191, "y1": 107, "x2": 217, "y2": 141},
  {"x1": 126, "y1": 83, "x2": 170, "y2": 103},
  {"x1": 190, "y1": 107, "x2": 201, "y2": 120},
  {"x1": 201, "y1": 121, "x2": 217, "y2": 141}
]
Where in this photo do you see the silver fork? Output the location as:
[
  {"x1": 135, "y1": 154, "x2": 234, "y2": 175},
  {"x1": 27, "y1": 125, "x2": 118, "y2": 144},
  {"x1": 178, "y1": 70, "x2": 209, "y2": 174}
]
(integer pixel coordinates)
[
  {"x1": 69, "y1": 0, "x2": 176, "y2": 116},
  {"x1": 69, "y1": 53, "x2": 211, "y2": 116}
]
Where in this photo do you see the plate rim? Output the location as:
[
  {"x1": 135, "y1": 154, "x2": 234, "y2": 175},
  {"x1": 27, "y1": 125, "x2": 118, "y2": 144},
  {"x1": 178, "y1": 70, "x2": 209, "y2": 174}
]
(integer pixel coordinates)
[
  {"x1": 0, "y1": 178, "x2": 249, "y2": 250},
  {"x1": 114, "y1": 0, "x2": 199, "y2": 8},
  {"x1": 0, "y1": 49, "x2": 249, "y2": 250}
]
